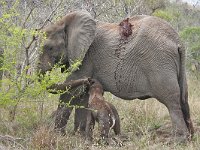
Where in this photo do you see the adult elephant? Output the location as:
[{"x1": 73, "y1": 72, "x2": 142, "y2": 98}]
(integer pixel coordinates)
[{"x1": 38, "y1": 10, "x2": 193, "y2": 140}]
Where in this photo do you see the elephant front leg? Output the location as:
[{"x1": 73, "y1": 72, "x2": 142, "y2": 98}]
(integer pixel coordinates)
[
  {"x1": 74, "y1": 108, "x2": 89, "y2": 136},
  {"x1": 54, "y1": 104, "x2": 73, "y2": 135},
  {"x1": 74, "y1": 93, "x2": 89, "y2": 135},
  {"x1": 85, "y1": 112, "x2": 93, "y2": 141},
  {"x1": 54, "y1": 88, "x2": 87, "y2": 135},
  {"x1": 99, "y1": 119, "x2": 110, "y2": 145}
]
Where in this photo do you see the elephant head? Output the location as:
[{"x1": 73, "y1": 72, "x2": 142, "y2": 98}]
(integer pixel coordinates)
[{"x1": 38, "y1": 10, "x2": 96, "y2": 74}]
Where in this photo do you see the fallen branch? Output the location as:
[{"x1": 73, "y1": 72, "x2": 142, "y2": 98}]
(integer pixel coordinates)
[{"x1": 0, "y1": 135, "x2": 25, "y2": 150}]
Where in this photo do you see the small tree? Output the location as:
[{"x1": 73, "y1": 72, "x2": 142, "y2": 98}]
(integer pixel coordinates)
[
  {"x1": 180, "y1": 27, "x2": 200, "y2": 78},
  {"x1": 0, "y1": 0, "x2": 68, "y2": 121}
]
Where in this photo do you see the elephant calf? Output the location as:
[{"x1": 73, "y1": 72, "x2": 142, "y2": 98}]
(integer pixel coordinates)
[
  {"x1": 85, "y1": 78, "x2": 121, "y2": 144},
  {"x1": 47, "y1": 77, "x2": 121, "y2": 142}
]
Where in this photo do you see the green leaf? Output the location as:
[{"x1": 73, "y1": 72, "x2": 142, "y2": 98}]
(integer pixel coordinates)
[
  {"x1": 180, "y1": 27, "x2": 200, "y2": 39},
  {"x1": 153, "y1": 10, "x2": 173, "y2": 21}
]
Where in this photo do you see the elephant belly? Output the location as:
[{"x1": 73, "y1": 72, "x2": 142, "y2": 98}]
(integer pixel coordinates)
[
  {"x1": 114, "y1": 65, "x2": 151, "y2": 99},
  {"x1": 94, "y1": 62, "x2": 151, "y2": 100}
]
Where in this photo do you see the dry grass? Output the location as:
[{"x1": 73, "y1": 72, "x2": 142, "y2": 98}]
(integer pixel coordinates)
[{"x1": 0, "y1": 76, "x2": 200, "y2": 150}]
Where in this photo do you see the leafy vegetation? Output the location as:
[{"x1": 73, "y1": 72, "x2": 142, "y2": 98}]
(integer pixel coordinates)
[
  {"x1": 180, "y1": 27, "x2": 200, "y2": 77},
  {"x1": 0, "y1": 0, "x2": 200, "y2": 149}
]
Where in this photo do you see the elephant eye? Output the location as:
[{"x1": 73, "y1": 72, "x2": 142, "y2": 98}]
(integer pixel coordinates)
[
  {"x1": 43, "y1": 44, "x2": 53, "y2": 51},
  {"x1": 52, "y1": 57, "x2": 56, "y2": 63}
]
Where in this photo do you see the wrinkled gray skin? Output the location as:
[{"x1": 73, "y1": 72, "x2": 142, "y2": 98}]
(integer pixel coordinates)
[{"x1": 38, "y1": 10, "x2": 193, "y2": 140}]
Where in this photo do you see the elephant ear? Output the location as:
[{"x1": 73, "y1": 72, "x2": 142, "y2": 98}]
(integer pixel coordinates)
[{"x1": 65, "y1": 10, "x2": 96, "y2": 65}]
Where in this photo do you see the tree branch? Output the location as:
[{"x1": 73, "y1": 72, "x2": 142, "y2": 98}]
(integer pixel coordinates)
[
  {"x1": 22, "y1": 7, "x2": 36, "y2": 28},
  {"x1": 37, "y1": 0, "x2": 63, "y2": 30}
]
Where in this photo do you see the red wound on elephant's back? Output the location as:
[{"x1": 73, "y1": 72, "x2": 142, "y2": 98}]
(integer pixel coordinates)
[{"x1": 119, "y1": 18, "x2": 133, "y2": 39}]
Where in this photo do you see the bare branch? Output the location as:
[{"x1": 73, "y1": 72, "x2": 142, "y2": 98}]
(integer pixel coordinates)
[
  {"x1": 37, "y1": 0, "x2": 63, "y2": 30},
  {"x1": 25, "y1": 34, "x2": 37, "y2": 51},
  {"x1": 22, "y1": 7, "x2": 36, "y2": 28},
  {"x1": 193, "y1": 1, "x2": 199, "y2": 8}
]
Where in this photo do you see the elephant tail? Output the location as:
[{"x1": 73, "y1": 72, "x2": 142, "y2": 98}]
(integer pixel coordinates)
[{"x1": 178, "y1": 44, "x2": 194, "y2": 136}]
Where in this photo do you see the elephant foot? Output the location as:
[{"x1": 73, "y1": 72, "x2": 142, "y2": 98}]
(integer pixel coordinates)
[
  {"x1": 54, "y1": 126, "x2": 66, "y2": 136},
  {"x1": 187, "y1": 119, "x2": 194, "y2": 138},
  {"x1": 161, "y1": 130, "x2": 189, "y2": 145},
  {"x1": 85, "y1": 139, "x2": 93, "y2": 146},
  {"x1": 112, "y1": 136, "x2": 124, "y2": 147},
  {"x1": 97, "y1": 137, "x2": 109, "y2": 145},
  {"x1": 164, "y1": 136, "x2": 189, "y2": 145},
  {"x1": 74, "y1": 122, "x2": 87, "y2": 136},
  {"x1": 73, "y1": 129, "x2": 86, "y2": 137},
  {"x1": 174, "y1": 128, "x2": 191, "y2": 141},
  {"x1": 54, "y1": 120, "x2": 67, "y2": 136},
  {"x1": 97, "y1": 137, "x2": 122, "y2": 146}
]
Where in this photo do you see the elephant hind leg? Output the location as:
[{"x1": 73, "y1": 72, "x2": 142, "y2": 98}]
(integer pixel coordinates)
[
  {"x1": 180, "y1": 90, "x2": 194, "y2": 137},
  {"x1": 151, "y1": 73, "x2": 191, "y2": 140},
  {"x1": 113, "y1": 120, "x2": 121, "y2": 135},
  {"x1": 99, "y1": 118, "x2": 110, "y2": 140},
  {"x1": 158, "y1": 92, "x2": 189, "y2": 140},
  {"x1": 112, "y1": 111, "x2": 121, "y2": 135}
]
